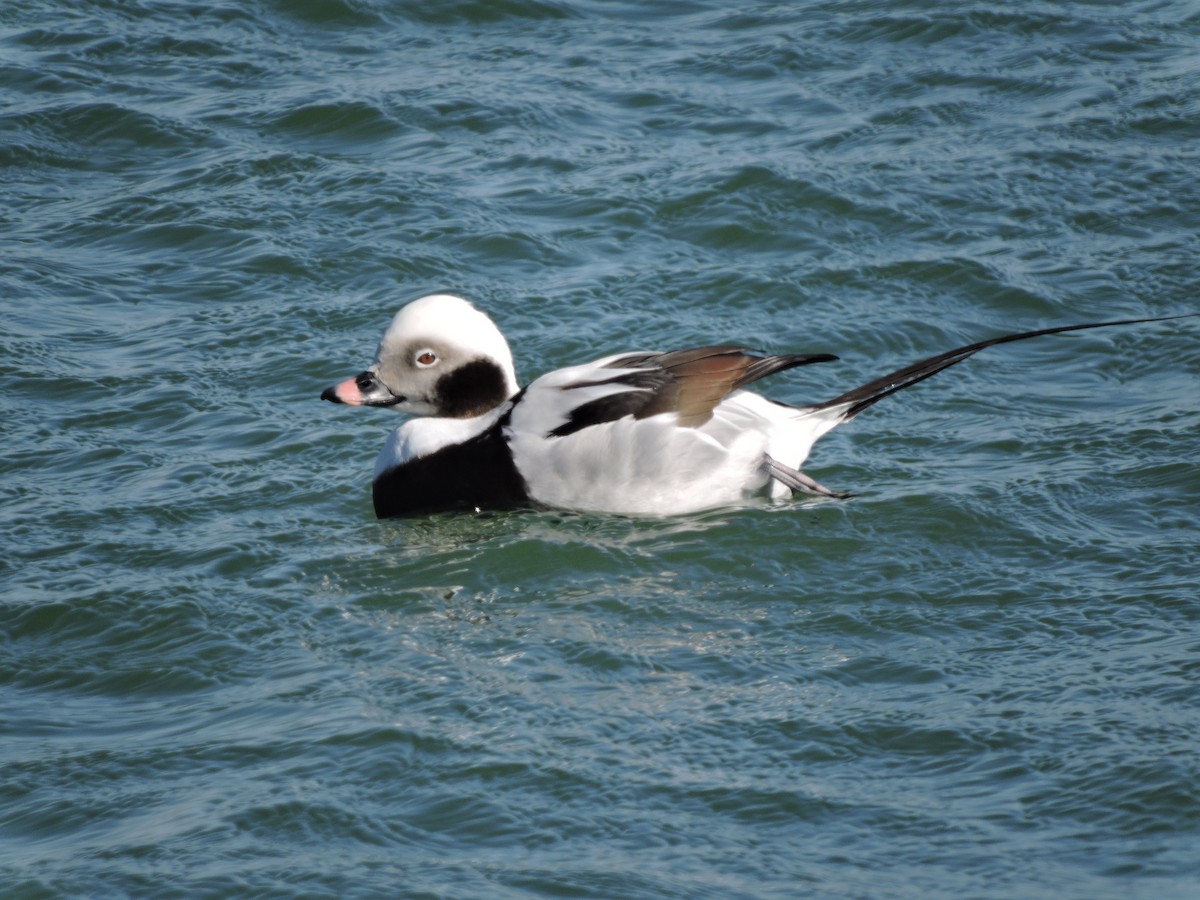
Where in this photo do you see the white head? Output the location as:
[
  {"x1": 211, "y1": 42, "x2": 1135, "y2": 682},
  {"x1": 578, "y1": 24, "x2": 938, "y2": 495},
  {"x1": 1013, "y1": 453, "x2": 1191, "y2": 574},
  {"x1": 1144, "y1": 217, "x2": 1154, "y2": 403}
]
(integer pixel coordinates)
[{"x1": 321, "y1": 294, "x2": 519, "y2": 418}]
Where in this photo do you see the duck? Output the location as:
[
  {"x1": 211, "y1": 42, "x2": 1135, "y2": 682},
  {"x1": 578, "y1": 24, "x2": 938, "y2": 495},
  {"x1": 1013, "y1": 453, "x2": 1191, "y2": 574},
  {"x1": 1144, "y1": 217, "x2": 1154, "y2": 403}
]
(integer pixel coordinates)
[{"x1": 321, "y1": 293, "x2": 1187, "y2": 519}]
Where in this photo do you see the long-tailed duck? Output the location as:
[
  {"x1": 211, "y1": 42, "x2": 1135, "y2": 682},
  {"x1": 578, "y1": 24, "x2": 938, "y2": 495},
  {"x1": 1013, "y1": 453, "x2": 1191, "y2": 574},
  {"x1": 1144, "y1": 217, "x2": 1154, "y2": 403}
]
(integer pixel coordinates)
[{"x1": 321, "y1": 294, "x2": 1188, "y2": 518}]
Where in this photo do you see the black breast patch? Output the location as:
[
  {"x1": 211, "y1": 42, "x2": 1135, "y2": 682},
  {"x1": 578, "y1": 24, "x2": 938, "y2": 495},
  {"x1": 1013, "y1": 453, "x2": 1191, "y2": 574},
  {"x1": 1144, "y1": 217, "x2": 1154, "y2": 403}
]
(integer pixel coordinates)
[{"x1": 372, "y1": 421, "x2": 530, "y2": 518}]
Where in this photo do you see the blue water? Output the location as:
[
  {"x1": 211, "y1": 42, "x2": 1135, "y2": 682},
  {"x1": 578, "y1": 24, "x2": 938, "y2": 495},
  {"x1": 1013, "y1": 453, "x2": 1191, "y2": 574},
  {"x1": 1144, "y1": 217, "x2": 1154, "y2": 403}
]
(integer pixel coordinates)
[{"x1": 3, "y1": 1, "x2": 1199, "y2": 896}]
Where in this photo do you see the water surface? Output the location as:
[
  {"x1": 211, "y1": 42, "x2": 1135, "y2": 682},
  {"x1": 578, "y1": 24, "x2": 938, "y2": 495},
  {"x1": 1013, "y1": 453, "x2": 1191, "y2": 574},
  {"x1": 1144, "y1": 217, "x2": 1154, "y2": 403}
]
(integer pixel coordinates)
[{"x1": 2, "y1": 1, "x2": 1199, "y2": 897}]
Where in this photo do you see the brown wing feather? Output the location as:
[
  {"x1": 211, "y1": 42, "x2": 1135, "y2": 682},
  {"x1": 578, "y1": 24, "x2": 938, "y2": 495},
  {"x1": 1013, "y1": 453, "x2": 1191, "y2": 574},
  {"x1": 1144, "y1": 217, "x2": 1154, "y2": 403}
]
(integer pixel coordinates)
[
  {"x1": 649, "y1": 347, "x2": 837, "y2": 427},
  {"x1": 548, "y1": 346, "x2": 836, "y2": 437}
]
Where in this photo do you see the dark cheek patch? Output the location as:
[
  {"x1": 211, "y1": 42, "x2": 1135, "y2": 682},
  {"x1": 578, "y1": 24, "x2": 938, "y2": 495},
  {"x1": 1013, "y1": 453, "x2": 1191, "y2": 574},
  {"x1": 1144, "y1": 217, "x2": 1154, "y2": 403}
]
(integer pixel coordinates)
[{"x1": 435, "y1": 359, "x2": 511, "y2": 418}]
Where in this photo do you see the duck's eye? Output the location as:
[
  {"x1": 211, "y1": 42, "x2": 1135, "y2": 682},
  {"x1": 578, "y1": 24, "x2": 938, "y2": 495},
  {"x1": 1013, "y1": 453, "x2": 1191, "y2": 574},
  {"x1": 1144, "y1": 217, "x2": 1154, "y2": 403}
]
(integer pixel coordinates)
[{"x1": 415, "y1": 350, "x2": 438, "y2": 368}]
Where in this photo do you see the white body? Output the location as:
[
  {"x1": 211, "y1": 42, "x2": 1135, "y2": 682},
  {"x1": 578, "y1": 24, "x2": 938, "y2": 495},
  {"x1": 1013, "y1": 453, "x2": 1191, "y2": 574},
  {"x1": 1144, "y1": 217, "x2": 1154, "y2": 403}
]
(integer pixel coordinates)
[
  {"x1": 506, "y1": 365, "x2": 846, "y2": 515},
  {"x1": 369, "y1": 352, "x2": 850, "y2": 516},
  {"x1": 323, "y1": 293, "x2": 1175, "y2": 518}
]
